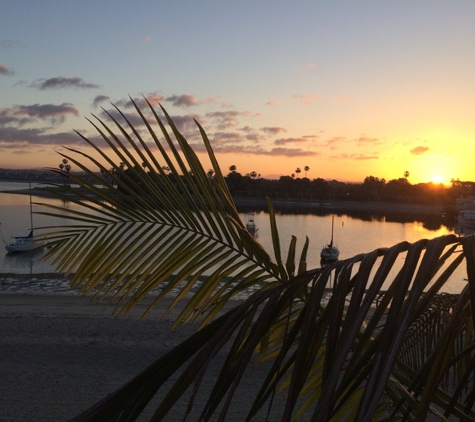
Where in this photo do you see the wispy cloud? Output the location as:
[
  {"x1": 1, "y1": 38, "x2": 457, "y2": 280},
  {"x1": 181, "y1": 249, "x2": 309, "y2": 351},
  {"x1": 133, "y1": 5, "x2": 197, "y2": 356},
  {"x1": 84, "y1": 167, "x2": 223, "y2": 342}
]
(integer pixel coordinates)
[
  {"x1": 92, "y1": 95, "x2": 110, "y2": 107},
  {"x1": 355, "y1": 154, "x2": 378, "y2": 160},
  {"x1": 0, "y1": 91, "x2": 322, "y2": 159},
  {"x1": 410, "y1": 146, "x2": 429, "y2": 155},
  {"x1": 261, "y1": 126, "x2": 286, "y2": 135},
  {"x1": 205, "y1": 110, "x2": 243, "y2": 130},
  {"x1": 116, "y1": 93, "x2": 167, "y2": 109},
  {"x1": 331, "y1": 153, "x2": 379, "y2": 160},
  {"x1": 0, "y1": 126, "x2": 83, "y2": 148},
  {"x1": 356, "y1": 136, "x2": 380, "y2": 145},
  {"x1": 269, "y1": 147, "x2": 317, "y2": 157},
  {"x1": 165, "y1": 94, "x2": 216, "y2": 108},
  {"x1": 0, "y1": 64, "x2": 14, "y2": 75},
  {"x1": 327, "y1": 136, "x2": 346, "y2": 146},
  {"x1": 265, "y1": 98, "x2": 284, "y2": 106},
  {"x1": 31, "y1": 77, "x2": 99, "y2": 90},
  {"x1": 0, "y1": 103, "x2": 79, "y2": 126},
  {"x1": 291, "y1": 93, "x2": 322, "y2": 106},
  {"x1": 274, "y1": 137, "x2": 308, "y2": 146},
  {"x1": 187, "y1": 140, "x2": 317, "y2": 157}
]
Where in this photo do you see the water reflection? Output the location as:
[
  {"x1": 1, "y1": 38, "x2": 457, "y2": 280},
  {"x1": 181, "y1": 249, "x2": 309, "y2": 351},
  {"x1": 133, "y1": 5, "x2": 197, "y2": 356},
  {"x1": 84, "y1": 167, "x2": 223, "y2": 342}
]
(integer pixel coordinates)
[
  {"x1": 236, "y1": 203, "x2": 453, "y2": 232},
  {"x1": 3, "y1": 249, "x2": 46, "y2": 275},
  {"x1": 0, "y1": 187, "x2": 458, "y2": 282}
]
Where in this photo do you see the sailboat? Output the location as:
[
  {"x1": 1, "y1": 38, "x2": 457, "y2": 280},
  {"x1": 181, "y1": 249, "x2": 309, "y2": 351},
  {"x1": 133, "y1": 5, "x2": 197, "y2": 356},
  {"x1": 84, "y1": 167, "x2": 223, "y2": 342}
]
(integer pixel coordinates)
[
  {"x1": 320, "y1": 214, "x2": 339, "y2": 263},
  {"x1": 246, "y1": 212, "x2": 259, "y2": 237},
  {"x1": 5, "y1": 182, "x2": 44, "y2": 253}
]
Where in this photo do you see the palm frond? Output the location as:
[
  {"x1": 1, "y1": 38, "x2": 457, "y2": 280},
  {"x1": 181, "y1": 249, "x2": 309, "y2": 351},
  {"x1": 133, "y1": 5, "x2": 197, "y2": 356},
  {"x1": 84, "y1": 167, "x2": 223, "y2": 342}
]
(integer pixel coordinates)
[
  {"x1": 37, "y1": 99, "x2": 475, "y2": 420},
  {"x1": 38, "y1": 99, "x2": 290, "y2": 323},
  {"x1": 66, "y1": 233, "x2": 475, "y2": 421}
]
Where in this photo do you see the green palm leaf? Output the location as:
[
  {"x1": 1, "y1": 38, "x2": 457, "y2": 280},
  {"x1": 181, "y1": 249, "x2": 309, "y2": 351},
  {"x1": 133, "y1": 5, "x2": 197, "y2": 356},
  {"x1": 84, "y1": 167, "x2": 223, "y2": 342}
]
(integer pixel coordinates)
[
  {"x1": 39, "y1": 99, "x2": 290, "y2": 323},
  {"x1": 36, "y1": 100, "x2": 475, "y2": 420}
]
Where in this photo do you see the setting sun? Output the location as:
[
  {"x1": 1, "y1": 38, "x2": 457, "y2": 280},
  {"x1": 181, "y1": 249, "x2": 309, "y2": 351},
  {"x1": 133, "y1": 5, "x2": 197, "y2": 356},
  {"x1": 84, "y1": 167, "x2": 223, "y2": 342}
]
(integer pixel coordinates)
[{"x1": 430, "y1": 175, "x2": 445, "y2": 185}]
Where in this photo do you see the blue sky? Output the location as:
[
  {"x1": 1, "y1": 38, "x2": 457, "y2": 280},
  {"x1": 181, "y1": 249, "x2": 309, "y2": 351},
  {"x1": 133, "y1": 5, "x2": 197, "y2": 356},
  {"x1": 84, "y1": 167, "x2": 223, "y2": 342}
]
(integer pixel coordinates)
[{"x1": 1, "y1": 1, "x2": 474, "y2": 184}]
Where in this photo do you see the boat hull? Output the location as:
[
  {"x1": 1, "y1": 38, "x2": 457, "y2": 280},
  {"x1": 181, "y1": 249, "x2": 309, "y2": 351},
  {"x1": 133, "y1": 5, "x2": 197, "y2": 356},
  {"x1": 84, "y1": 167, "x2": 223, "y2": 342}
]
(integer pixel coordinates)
[
  {"x1": 320, "y1": 246, "x2": 339, "y2": 262},
  {"x1": 5, "y1": 231, "x2": 44, "y2": 253}
]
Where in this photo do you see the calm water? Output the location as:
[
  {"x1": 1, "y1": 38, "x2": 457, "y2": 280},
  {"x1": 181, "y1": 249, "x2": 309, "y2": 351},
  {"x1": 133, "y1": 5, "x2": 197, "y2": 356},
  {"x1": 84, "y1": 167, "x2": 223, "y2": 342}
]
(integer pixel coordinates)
[{"x1": 0, "y1": 181, "x2": 464, "y2": 292}]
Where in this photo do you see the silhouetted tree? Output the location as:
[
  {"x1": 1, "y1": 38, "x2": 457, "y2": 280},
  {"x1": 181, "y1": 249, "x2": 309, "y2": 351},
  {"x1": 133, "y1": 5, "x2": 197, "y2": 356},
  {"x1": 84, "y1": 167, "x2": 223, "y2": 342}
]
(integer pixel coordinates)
[{"x1": 58, "y1": 158, "x2": 71, "y2": 186}]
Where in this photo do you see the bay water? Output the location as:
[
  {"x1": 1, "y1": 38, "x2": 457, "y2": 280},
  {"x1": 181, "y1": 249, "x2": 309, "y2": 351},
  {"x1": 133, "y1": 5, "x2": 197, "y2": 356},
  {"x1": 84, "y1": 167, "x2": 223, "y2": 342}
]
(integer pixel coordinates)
[{"x1": 0, "y1": 181, "x2": 463, "y2": 292}]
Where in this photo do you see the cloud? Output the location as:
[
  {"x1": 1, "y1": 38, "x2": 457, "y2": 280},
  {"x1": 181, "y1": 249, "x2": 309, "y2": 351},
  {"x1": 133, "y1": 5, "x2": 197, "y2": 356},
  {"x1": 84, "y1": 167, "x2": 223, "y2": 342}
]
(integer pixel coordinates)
[
  {"x1": 305, "y1": 63, "x2": 316, "y2": 69},
  {"x1": 115, "y1": 93, "x2": 167, "y2": 109},
  {"x1": 92, "y1": 95, "x2": 110, "y2": 107},
  {"x1": 245, "y1": 133, "x2": 263, "y2": 142},
  {"x1": 356, "y1": 136, "x2": 380, "y2": 145},
  {"x1": 0, "y1": 103, "x2": 79, "y2": 126},
  {"x1": 144, "y1": 36, "x2": 152, "y2": 43},
  {"x1": 0, "y1": 126, "x2": 83, "y2": 148},
  {"x1": 168, "y1": 113, "x2": 204, "y2": 135},
  {"x1": 212, "y1": 131, "x2": 245, "y2": 145},
  {"x1": 31, "y1": 77, "x2": 99, "y2": 90},
  {"x1": 0, "y1": 64, "x2": 14, "y2": 75},
  {"x1": 265, "y1": 99, "x2": 284, "y2": 106},
  {"x1": 165, "y1": 94, "x2": 216, "y2": 108},
  {"x1": 327, "y1": 136, "x2": 346, "y2": 146},
  {"x1": 410, "y1": 146, "x2": 429, "y2": 155},
  {"x1": 291, "y1": 93, "x2": 322, "y2": 106},
  {"x1": 331, "y1": 153, "x2": 379, "y2": 160},
  {"x1": 336, "y1": 96, "x2": 352, "y2": 102},
  {"x1": 274, "y1": 137, "x2": 308, "y2": 146},
  {"x1": 205, "y1": 110, "x2": 243, "y2": 130},
  {"x1": 355, "y1": 154, "x2": 378, "y2": 160},
  {"x1": 99, "y1": 109, "x2": 151, "y2": 129},
  {"x1": 268, "y1": 147, "x2": 317, "y2": 157},
  {"x1": 261, "y1": 126, "x2": 286, "y2": 135},
  {"x1": 187, "y1": 140, "x2": 317, "y2": 157}
]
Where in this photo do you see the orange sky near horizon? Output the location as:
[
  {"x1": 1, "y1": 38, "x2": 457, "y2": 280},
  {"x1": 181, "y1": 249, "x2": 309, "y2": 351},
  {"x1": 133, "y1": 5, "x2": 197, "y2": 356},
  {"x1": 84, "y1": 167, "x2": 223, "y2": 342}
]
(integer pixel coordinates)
[{"x1": 1, "y1": 2, "x2": 474, "y2": 187}]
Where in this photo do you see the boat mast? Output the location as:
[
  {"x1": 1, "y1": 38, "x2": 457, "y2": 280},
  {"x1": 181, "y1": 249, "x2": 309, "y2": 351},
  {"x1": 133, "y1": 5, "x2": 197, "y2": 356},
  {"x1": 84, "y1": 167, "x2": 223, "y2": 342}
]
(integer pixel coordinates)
[
  {"x1": 29, "y1": 181, "x2": 33, "y2": 231},
  {"x1": 330, "y1": 214, "x2": 334, "y2": 247}
]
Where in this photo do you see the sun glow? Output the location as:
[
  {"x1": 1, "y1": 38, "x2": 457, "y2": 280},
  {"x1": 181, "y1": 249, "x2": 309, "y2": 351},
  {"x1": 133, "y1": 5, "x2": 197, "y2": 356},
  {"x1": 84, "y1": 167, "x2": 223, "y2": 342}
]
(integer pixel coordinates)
[{"x1": 430, "y1": 175, "x2": 445, "y2": 185}]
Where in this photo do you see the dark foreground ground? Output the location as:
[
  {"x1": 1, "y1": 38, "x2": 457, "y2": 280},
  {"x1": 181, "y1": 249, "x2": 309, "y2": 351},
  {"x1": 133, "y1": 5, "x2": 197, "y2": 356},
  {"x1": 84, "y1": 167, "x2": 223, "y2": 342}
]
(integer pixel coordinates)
[{"x1": 1, "y1": 293, "x2": 292, "y2": 422}]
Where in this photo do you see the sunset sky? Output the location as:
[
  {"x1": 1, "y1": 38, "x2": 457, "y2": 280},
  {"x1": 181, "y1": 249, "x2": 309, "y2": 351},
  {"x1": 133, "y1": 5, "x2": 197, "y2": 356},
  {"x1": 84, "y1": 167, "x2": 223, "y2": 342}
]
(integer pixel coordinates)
[{"x1": 1, "y1": 1, "x2": 474, "y2": 185}]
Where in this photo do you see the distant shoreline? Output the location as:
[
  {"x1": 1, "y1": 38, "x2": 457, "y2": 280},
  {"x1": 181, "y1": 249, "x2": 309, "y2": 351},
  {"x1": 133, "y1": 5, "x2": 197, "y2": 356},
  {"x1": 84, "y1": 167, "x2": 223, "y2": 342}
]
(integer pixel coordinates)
[{"x1": 0, "y1": 186, "x2": 443, "y2": 216}]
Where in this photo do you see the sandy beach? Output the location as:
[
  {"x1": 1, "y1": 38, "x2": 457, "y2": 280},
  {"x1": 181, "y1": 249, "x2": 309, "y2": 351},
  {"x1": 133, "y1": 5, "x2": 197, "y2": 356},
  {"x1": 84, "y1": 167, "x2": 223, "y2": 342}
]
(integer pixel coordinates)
[{"x1": 0, "y1": 290, "x2": 287, "y2": 421}]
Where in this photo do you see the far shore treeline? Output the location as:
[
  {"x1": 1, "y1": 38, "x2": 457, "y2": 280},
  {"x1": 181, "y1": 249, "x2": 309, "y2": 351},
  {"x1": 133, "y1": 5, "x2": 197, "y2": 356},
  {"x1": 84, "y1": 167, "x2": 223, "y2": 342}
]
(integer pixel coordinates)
[{"x1": 1, "y1": 167, "x2": 474, "y2": 214}]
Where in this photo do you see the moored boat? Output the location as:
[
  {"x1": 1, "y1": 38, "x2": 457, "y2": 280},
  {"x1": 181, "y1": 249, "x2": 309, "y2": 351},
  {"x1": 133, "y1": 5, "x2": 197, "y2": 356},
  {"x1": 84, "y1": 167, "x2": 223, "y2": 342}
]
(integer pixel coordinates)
[
  {"x1": 320, "y1": 214, "x2": 339, "y2": 263},
  {"x1": 246, "y1": 212, "x2": 259, "y2": 237},
  {"x1": 5, "y1": 182, "x2": 44, "y2": 253},
  {"x1": 6, "y1": 230, "x2": 43, "y2": 253}
]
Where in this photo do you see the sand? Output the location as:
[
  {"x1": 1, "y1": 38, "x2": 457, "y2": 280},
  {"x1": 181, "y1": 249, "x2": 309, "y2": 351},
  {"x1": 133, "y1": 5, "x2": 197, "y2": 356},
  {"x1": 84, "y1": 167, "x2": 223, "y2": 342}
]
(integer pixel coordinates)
[{"x1": 0, "y1": 293, "x2": 287, "y2": 422}]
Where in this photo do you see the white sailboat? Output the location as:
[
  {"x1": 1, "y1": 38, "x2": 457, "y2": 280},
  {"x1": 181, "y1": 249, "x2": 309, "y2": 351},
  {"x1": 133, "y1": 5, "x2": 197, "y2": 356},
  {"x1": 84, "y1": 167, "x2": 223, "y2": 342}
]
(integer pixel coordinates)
[
  {"x1": 5, "y1": 182, "x2": 44, "y2": 253},
  {"x1": 320, "y1": 214, "x2": 339, "y2": 263},
  {"x1": 246, "y1": 212, "x2": 259, "y2": 237}
]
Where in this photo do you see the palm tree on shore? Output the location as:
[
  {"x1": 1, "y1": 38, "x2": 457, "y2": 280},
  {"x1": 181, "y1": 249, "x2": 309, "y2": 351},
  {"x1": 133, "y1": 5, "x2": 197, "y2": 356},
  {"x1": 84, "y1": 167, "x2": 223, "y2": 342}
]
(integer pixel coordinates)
[
  {"x1": 39, "y1": 99, "x2": 475, "y2": 421},
  {"x1": 304, "y1": 165, "x2": 310, "y2": 178},
  {"x1": 58, "y1": 158, "x2": 71, "y2": 186}
]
